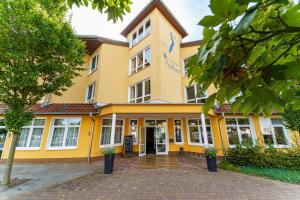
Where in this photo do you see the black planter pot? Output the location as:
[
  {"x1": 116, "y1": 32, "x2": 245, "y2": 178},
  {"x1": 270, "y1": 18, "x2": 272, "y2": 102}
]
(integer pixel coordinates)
[
  {"x1": 104, "y1": 154, "x2": 114, "y2": 174},
  {"x1": 206, "y1": 155, "x2": 217, "y2": 172}
]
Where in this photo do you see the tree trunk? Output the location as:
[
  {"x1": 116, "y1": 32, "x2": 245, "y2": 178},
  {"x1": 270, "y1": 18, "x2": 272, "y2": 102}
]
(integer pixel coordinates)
[{"x1": 2, "y1": 133, "x2": 18, "y2": 187}]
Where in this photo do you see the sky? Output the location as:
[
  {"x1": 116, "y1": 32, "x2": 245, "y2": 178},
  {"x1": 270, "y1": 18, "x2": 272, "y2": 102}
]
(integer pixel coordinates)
[{"x1": 70, "y1": 0, "x2": 211, "y2": 42}]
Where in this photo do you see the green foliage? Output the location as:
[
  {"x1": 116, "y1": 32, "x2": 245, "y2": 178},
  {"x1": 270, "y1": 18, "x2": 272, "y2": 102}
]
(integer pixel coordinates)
[
  {"x1": 102, "y1": 147, "x2": 115, "y2": 156},
  {"x1": 187, "y1": 0, "x2": 300, "y2": 116},
  {"x1": 219, "y1": 161, "x2": 300, "y2": 184},
  {"x1": 204, "y1": 147, "x2": 217, "y2": 158},
  {"x1": 282, "y1": 105, "x2": 300, "y2": 132},
  {"x1": 66, "y1": 0, "x2": 132, "y2": 22},
  {"x1": 0, "y1": 0, "x2": 85, "y2": 131},
  {"x1": 227, "y1": 145, "x2": 300, "y2": 170}
]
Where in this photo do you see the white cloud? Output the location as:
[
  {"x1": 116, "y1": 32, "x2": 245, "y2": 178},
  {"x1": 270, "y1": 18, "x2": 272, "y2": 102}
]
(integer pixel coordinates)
[{"x1": 70, "y1": 0, "x2": 211, "y2": 42}]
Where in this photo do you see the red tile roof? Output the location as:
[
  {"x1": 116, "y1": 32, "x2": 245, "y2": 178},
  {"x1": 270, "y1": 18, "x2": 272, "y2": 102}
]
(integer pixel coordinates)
[
  {"x1": 214, "y1": 104, "x2": 281, "y2": 114},
  {"x1": 0, "y1": 104, "x2": 99, "y2": 115}
]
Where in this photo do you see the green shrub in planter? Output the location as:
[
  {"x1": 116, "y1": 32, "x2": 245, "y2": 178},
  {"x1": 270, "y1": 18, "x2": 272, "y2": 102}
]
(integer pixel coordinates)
[
  {"x1": 204, "y1": 147, "x2": 217, "y2": 172},
  {"x1": 102, "y1": 147, "x2": 115, "y2": 174}
]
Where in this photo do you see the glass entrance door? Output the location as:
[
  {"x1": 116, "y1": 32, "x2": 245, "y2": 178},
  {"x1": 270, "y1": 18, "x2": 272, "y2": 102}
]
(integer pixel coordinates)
[
  {"x1": 139, "y1": 127, "x2": 146, "y2": 156},
  {"x1": 156, "y1": 126, "x2": 167, "y2": 155}
]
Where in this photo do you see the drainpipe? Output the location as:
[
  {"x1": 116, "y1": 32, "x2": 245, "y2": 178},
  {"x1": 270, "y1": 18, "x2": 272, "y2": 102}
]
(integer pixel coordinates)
[
  {"x1": 218, "y1": 112, "x2": 227, "y2": 160},
  {"x1": 88, "y1": 113, "x2": 96, "y2": 164}
]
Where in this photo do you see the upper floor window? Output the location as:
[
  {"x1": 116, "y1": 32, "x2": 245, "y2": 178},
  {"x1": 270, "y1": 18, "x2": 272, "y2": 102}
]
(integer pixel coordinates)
[
  {"x1": 129, "y1": 47, "x2": 151, "y2": 75},
  {"x1": 185, "y1": 85, "x2": 208, "y2": 103},
  {"x1": 89, "y1": 55, "x2": 99, "y2": 74},
  {"x1": 129, "y1": 79, "x2": 151, "y2": 103},
  {"x1": 86, "y1": 82, "x2": 96, "y2": 103},
  {"x1": 225, "y1": 117, "x2": 255, "y2": 147},
  {"x1": 17, "y1": 119, "x2": 46, "y2": 150},
  {"x1": 260, "y1": 118, "x2": 290, "y2": 148},
  {"x1": 48, "y1": 118, "x2": 81, "y2": 149},
  {"x1": 131, "y1": 19, "x2": 151, "y2": 47}
]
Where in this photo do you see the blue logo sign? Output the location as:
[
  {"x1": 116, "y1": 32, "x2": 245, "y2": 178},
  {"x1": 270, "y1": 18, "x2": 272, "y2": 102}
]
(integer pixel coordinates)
[{"x1": 168, "y1": 32, "x2": 175, "y2": 53}]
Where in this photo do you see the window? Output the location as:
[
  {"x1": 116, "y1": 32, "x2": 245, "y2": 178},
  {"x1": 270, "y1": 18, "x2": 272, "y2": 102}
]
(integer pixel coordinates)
[
  {"x1": 48, "y1": 118, "x2": 81, "y2": 149},
  {"x1": 145, "y1": 20, "x2": 151, "y2": 35},
  {"x1": 145, "y1": 120, "x2": 167, "y2": 126},
  {"x1": 16, "y1": 119, "x2": 46, "y2": 150},
  {"x1": 132, "y1": 33, "x2": 137, "y2": 45},
  {"x1": 183, "y1": 58, "x2": 189, "y2": 76},
  {"x1": 86, "y1": 82, "x2": 96, "y2": 103},
  {"x1": 173, "y1": 120, "x2": 183, "y2": 144},
  {"x1": 260, "y1": 118, "x2": 290, "y2": 147},
  {"x1": 129, "y1": 47, "x2": 151, "y2": 75},
  {"x1": 187, "y1": 118, "x2": 213, "y2": 146},
  {"x1": 0, "y1": 119, "x2": 7, "y2": 150},
  {"x1": 130, "y1": 19, "x2": 151, "y2": 47},
  {"x1": 100, "y1": 118, "x2": 124, "y2": 147},
  {"x1": 89, "y1": 55, "x2": 98, "y2": 74},
  {"x1": 129, "y1": 79, "x2": 151, "y2": 103},
  {"x1": 129, "y1": 120, "x2": 138, "y2": 144},
  {"x1": 225, "y1": 118, "x2": 254, "y2": 147},
  {"x1": 185, "y1": 85, "x2": 208, "y2": 103}
]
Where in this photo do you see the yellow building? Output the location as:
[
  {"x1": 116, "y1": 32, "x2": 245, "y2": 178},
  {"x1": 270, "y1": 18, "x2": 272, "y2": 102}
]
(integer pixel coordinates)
[{"x1": 0, "y1": 0, "x2": 298, "y2": 163}]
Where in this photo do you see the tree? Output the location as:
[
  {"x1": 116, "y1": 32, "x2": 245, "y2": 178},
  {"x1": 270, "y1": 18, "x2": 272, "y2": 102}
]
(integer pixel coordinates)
[
  {"x1": 186, "y1": 0, "x2": 300, "y2": 115},
  {"x1": 282, "y1": 106, "x2": 300, "y2": 132},
  {"x1": 0, "y1": 0, "x2": 86, "y2": 187},
  {"x1": 67, "y1": 0, "x2": 132, "y2": 22}
]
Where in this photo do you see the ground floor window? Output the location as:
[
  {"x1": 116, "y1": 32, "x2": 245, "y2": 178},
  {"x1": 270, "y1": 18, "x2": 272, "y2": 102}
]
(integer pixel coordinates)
[
  {"x1": 225, "y1": 117, "x2": 254, "y2": 147},
  {"x1": 173, "y1": 119, "x2": 183, "y2": 144},
  {"x1": 260, "y1": 117, "x2": 290, "y2": 147},
  {"x1": 48, "y1": 118, "x2": 81, "y2": 149},
  {"x1": 129, "y1": 119, "x2": 138, "y2": 144},
  {"x1": 17, "y1": 118, "x2": 46, "y2": 150},
  {"x1": 0, "y1": 119, "x2": 7, "y2": 150},
  {"x1": 100, "y1": 118, "x2": 124, "y2": 147},
  {"x1": 187, "y1": 118, "x2": 213, "y2": 146}
]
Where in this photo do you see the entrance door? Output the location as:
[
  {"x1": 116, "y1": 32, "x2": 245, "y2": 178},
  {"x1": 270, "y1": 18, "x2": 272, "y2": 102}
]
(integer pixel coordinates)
[
  {"x1": 156, "y1": 126, "x2": 167, "y2": 155},
  {"x1": 139, "y1": 127, "x2": 146, "y2": 156},
  {"x1": 146, "y1": 127, "x2": 155, "y2": 154}
]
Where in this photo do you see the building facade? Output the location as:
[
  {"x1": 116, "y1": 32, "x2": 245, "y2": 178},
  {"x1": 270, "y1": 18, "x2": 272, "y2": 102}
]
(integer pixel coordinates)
[{"x1": 1, "y1": 0, "x2": 299, "y2": 162}]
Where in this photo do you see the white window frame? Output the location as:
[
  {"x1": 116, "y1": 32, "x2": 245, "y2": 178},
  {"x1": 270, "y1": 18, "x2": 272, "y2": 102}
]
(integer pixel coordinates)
[
  {"x1": 89, "y1": 54, "x2": 99, "y2": 74},
  {"x1": 129, "y1": 46, "x2": 151, "y2": 75},
  {"x1": 130, "y1": 19, "x2": 151, "y2": 47},
  {"x1": 128, "y1": 78, "x2": 151, "y2": 103},
  {"x1": 86, "y1": 82, "x2": 96, "y2": 103},
  {"x1": 129, "y1": 119, "x2": 138, "y2": 145},
  {"x1": 100, "y1": 118, "x2": 124, "y2": 148},
  {"x1": 173, "y1": 119, "x2": 184, "y2": 145},
  {"x1": 0, "y1": 118, "x2": 7, "y2": 151},
  {"x1": 186, "y1": 119, "x2": 204, "y2": 146},
  {"x1": 260, "y1": 117, "x2": 291, "y2": 148},
  {"x1": 16, "y1": 118, "x2": 46, "y2": 151},
  {"x1": 185, "y1": 84, "x2": 208, "y2": 103},
  {"x1": 47, "y1": 117, "x2": 81, "y2": 150},
  {"x1": 225, "y1": 117, "x2": 256, "y2": 148},
  {"x1": 205, "y1": 118, "x2": 214, "y2": 147}
]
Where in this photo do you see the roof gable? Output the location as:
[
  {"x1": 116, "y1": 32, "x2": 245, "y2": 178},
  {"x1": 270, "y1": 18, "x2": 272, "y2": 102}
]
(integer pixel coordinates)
[{"x1": 121, "y1": 0, "x2": 188, "y2": 38}]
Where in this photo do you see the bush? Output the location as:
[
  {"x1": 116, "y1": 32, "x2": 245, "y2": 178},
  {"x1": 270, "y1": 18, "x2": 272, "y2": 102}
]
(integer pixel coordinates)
[
  {"x1": 227, "y1": 145, "x2": 300, "y2": 171},
  {"x1": 204, "y1": 147, "x2": 217, "y2": 158},
  {"x1": 102, "y1": 147, "x2": 115, "y2": 156}
]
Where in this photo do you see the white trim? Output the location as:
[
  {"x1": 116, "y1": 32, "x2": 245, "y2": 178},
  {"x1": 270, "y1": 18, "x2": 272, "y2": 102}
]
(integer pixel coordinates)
[
  {"x1": 128, "y1": 78, "x2": 151, "y2": 103},
  {"x1": 129, "y1": 46, "x2": 151, "y2": 75},
  {"x1": 186, "y1": 118, "x2": 204, "y2": 146},
  {"x1": 16, "y1": 118, "x2": 47, "y2": 151},
  {"x1": 130, "y1": 18, "x2": 151, "y2": 48},
  {"x1": 86, "y1": 82, "x2": 96, "y2": 103},
  {"x1": 224, "y1": 117, "x2": 256, "y2": 148},
  {"x1": 186, "y1": 117, "x2": 213, "y2": 147},
  {"x1": 201, "y1": 113, "x2": 208, "y2": 146},
  {"x1": 173, "y1": 119, "x2": 184, "y2": 145},
  {"x1": 46, "y1": 117, "x2": 81, "y2": 150},
  {"x1": 129, "y1": 119, "x2": 138, "y2": 145},
  {"x1": 99, "y1": 117, "x2": 125, "y2": 148}
]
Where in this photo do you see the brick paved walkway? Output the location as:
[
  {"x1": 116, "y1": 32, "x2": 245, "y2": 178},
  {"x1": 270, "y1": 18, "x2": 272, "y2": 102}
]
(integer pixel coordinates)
[{"x1": 18, "y1": 156, "x2": 300, "y2": 200}]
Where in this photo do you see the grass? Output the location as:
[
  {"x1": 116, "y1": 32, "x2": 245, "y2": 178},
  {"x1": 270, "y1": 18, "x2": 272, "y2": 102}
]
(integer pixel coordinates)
[{"x1": 219, "y1": 161, "x2": 300, "y2": 185}]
